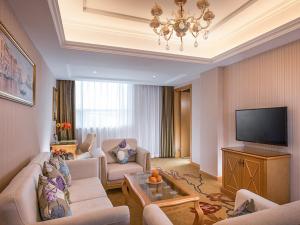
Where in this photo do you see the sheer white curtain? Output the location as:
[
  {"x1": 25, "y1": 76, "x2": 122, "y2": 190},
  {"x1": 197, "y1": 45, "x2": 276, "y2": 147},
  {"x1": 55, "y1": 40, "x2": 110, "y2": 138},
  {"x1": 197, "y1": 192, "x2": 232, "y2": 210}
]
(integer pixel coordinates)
[{"x1": 76, "y1": 81, "x2": 161, "y2": 157}]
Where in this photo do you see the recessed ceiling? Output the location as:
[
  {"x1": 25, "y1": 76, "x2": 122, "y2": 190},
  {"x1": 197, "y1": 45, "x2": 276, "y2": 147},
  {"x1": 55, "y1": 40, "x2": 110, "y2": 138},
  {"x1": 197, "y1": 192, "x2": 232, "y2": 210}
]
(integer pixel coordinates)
[
  {"x1": 56, "y1": 0, "x2": 300, "y2": 59},
  {"x1": 6, "y1": 0, "x2": 300, "y2": 86}
]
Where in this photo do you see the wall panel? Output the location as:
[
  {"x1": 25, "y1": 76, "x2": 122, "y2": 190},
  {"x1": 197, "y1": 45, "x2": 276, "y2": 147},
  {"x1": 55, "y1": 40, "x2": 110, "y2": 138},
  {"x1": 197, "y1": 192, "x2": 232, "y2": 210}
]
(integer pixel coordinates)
[
  {"x1": 0, "y1": 0, "x2": 55, "y2": 191},
  {"x1": 223, "y1": 40, "x2": 300, "y2": 200}
]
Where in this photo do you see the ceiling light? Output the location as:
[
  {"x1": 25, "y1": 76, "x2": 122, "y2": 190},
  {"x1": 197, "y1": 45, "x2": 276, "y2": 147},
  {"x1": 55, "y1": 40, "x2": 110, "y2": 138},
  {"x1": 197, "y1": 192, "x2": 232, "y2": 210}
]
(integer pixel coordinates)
[
  {"x1": 153, "y1": 75, "x2": 157, "y2": 78},
  {"x1": 149, "y1": 0, "x2": 215, "y2": 51},
  {"x1": 93, "y1": 70, "x2": 97, "y2": 74}
]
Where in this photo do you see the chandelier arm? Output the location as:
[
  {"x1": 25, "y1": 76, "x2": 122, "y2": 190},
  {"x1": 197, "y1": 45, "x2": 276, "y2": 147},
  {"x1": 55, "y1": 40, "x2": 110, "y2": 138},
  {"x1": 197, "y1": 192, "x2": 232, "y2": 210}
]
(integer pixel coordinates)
[
  {"x1": 195, "y1": 9, "x2": 205, "y2": 20},
  {"x1": 188, "y1": 27, "x2": 200, "y2": 38},
  {"x1": 186, "y1": 16, "x2": 194, "y2": 23},
  {"x1": 163, "y1": 29, "x2": 174, "y2": 41},
  {"x1": 199, "y1": 20, "x2": 211, "y2": 30},
  {"x1": 153, "y1": 28, "x2": 162, "y2": 36}
]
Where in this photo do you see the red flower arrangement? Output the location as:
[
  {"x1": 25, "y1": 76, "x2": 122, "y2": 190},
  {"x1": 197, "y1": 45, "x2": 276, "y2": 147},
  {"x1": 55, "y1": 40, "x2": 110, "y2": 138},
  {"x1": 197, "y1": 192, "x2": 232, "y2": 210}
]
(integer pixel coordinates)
[
  {"x1": 56, "y1": 122, "x2": 72, "y2": 140},
  {"x1": 56, "y1": 122, "x2": 72, "y2": 130}
]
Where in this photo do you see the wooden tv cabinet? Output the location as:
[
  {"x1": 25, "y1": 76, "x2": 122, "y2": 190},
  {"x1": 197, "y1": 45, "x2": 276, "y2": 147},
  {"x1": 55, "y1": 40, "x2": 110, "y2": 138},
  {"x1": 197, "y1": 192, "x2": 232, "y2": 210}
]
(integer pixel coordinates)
[{"x1": 221, "y1": 146, "x2": 291, "y2": 204}]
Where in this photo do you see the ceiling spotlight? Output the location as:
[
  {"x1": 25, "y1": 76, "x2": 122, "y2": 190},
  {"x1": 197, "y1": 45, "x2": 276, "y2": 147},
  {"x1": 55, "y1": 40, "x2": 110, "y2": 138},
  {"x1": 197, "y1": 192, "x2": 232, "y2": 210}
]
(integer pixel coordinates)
[
  {"x1": 93, "y1": 70, "x2": 97, "y2": 74},
  {"x1": 153, "y1": 75, "x2": 157, "y2": 78}
]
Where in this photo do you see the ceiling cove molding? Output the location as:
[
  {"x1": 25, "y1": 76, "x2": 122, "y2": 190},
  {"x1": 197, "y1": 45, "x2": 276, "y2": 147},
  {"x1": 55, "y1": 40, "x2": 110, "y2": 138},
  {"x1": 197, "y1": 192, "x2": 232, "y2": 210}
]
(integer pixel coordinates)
[
  {"x1": 83, "y1": 0, "x2": 150, "y2": 24},
  {"x1": 63, "y1": 40, "x2": 212, "y2": 64},
  {"x1": 212, "y1": 17, "x2": 300, "y2": 62},
  {"x1": 47, "y1": 0, "x2": 65, "y2": 46},
  {"x1": 210, "y1": 0, "x2": 257, "y2": 31},
  {"x1": 48, "y1": 0, "x2": 300, "y2": 64}
]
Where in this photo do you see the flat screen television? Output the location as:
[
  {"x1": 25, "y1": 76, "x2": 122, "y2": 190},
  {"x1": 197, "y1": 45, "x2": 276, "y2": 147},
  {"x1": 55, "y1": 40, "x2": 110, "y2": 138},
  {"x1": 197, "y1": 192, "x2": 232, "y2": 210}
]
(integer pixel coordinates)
[{"x1": 236, "y1": 107, "x2": 288, "y2": 146}]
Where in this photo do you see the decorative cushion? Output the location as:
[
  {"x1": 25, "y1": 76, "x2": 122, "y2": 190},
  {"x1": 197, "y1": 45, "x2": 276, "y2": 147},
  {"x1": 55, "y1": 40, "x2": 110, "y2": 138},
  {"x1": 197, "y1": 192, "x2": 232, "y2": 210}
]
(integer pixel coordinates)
[
  {"x1": 102, "y1": 138, "x2": 137, "y2": 163},
  {"x1": 228, "y1": 199, "x2": 255, "y2": 217},
  {"x1": 49, "y1": 155, "x2": 72, "y2": 186},
  {"x1": 112, "y1": 139, "x2": 137, "y2": 164},
  {"x1": 37, "y1": 175, "x2": 72, "y2": 220},
  {"x1": 42, "y1": 161, "x2": 70, "y2": 203}
]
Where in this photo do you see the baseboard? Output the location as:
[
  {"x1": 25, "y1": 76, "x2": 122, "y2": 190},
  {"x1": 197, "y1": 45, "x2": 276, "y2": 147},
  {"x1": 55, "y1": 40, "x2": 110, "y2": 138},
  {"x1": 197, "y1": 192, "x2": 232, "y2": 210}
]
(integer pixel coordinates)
[
  {"x1": 200, "y1": 170, "x2": 222, "y2": 182},
  {"x1": 190, "y1": 161, "x2": 200, "y2": 168}
]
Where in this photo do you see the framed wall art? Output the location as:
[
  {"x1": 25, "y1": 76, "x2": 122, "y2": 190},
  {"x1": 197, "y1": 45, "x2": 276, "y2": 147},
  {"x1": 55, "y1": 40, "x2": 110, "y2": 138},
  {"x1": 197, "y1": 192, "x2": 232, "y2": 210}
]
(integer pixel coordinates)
[{"x1": 0, "y1": 22, "x2": 36, "y2": 106}]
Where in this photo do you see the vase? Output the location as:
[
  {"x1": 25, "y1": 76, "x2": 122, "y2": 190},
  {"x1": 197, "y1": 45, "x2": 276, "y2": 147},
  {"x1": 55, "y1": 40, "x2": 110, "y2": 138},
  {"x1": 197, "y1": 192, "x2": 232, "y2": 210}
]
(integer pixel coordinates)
[{"x1": 60, "y1": 130, "x2": 67, "y2": 141}]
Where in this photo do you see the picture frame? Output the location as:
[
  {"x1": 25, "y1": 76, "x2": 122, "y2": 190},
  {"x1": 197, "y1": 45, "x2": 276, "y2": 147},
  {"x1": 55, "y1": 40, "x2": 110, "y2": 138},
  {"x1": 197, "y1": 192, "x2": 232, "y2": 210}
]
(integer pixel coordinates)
[
  {"x1": 52, "y1": 87, "x2": 58, "y2": 120},
  {"x1": 0, "y1": 22, "x2": 36, "y2": 106}
]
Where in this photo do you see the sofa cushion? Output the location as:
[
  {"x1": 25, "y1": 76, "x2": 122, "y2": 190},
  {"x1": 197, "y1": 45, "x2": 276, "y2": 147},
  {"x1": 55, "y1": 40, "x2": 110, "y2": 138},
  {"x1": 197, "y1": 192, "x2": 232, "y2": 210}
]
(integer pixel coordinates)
[
  {"x1": 49, "y1": 156, "x2": 72, "y2": 186},
  {"x1": 107, "y1": 162, "x2": 143, "y2": 181},
  {"x1": 37, "y1": 175, "x2": 72, "y2": 220},
  {"x1": 70, "y1": 197, "x2": 113, "y2": 216},
  {"x1": 102, "y1": 138, "x2": 137, "y2": 163},
  {"x1": 69, "y1": 177, "x2": 107, "y2": 203}
]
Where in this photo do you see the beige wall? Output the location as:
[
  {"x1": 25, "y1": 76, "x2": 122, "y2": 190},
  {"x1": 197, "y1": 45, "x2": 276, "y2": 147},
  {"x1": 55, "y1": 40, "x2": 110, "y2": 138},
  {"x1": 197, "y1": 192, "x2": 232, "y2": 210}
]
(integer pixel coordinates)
[
  {"x1": 192, "y1": 68, "x2": 223, "y2": 177},
  {"x1": 191, "y1": 39, "x2": 300, "y2": 201},
  {"x1": 223, "y1": 40, "x2": 300, "y2": 201},
  {"x1": 0, "y1": 0, "x2": 56, "y2": 191}
]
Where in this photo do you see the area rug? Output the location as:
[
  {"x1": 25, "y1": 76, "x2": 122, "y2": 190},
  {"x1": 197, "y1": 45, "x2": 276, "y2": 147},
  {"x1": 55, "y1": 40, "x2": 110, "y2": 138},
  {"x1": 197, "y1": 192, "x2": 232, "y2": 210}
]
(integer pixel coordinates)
[{"x1": 107, "y1": 158, "x2": 234, "y2": 225}]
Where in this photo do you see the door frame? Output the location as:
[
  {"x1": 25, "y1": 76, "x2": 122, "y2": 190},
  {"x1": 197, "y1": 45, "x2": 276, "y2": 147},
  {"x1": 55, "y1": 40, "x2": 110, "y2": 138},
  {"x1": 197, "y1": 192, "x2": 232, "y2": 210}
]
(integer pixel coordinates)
[{"x1": 174, "y1": 84, "x2": 192, "y2": 161}]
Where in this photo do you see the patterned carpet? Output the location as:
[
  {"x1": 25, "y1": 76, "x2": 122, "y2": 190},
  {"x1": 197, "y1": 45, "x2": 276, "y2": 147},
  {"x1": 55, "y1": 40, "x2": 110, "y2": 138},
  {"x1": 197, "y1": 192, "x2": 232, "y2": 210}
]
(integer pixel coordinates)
[{"x1": 107, "y1": 158, "x2": 234, "y2": 225}]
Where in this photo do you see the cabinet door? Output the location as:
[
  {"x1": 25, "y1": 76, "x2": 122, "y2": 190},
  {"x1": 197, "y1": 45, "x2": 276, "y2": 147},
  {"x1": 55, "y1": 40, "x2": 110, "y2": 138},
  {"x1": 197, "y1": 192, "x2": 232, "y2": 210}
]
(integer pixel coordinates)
[
  {"x1": 223, "y1": 152, "x2": 242, "y2": 193},
  {"x1": 242, "y1": 156, "x2": 263, "y2": 195}
]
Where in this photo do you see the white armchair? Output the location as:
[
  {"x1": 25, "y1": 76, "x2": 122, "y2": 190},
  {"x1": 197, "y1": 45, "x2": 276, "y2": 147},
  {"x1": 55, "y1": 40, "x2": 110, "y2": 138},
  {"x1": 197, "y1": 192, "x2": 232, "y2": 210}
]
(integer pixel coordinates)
[{"x1": 100, "y1": 138, "x2": 151, "y2": 189}]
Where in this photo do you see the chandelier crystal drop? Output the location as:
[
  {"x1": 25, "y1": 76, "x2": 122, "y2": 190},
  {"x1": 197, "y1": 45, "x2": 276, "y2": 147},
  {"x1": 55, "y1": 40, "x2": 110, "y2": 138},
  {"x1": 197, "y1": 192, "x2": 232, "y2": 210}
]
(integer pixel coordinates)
[{"x1": 149, "y1": 0, "x2": 215, "y2": 51}]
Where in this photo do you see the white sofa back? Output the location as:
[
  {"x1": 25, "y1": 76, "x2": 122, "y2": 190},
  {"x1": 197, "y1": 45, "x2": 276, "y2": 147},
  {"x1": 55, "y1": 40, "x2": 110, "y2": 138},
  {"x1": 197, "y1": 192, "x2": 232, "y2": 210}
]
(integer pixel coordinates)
[
  {"x1": 0, "y1": 153, "x2": 51, "y2": 225},
  {"x1": 0, "y1": 164, "x2": 43, "y2": 225}
]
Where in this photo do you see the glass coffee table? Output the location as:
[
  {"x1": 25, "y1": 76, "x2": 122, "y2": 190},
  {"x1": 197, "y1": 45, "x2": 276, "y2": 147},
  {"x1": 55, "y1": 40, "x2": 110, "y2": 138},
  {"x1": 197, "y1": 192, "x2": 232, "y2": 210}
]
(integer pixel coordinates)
[{"x1": 122, "y1": 170, "x2": 204, "y2": 225}]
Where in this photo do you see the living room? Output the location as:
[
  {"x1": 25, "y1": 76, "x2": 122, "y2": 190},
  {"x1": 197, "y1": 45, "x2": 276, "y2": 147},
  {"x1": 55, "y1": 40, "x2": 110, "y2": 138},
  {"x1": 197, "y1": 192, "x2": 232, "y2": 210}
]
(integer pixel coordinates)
[{"x1": 0, "y1": 0, "x2": 300, "y2": 225}]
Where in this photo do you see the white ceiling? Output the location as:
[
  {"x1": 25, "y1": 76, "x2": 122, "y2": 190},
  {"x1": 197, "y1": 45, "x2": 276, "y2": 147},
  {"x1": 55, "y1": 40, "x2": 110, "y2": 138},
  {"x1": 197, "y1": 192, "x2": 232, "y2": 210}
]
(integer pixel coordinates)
[{"x1": 7, "y1": 0, "x2": 300, "y2": 86}]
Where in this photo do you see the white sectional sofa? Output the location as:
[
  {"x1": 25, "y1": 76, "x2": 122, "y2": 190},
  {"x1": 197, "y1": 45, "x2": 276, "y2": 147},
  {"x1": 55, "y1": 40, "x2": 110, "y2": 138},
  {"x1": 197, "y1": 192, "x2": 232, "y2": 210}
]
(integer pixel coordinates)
[
  {"x1": 0, "y1": 152, "x2": 130, "y2": 225},
  {"x1": 143, "y1": 189, "x2": 300, "y2": 225}
]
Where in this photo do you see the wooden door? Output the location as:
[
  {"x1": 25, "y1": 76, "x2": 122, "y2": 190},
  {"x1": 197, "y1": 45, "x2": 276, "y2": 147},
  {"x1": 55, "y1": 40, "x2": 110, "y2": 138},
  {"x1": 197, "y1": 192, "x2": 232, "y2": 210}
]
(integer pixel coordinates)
[
  {"x1": 242, "y1": 156, "x2": 263, "y2": 195},
  {"x1": 223, "y1": 152, "x2": 242, "y2": 193},
  {"x1": 180, "y1": 90, "x2": 191, "y2": 157}
]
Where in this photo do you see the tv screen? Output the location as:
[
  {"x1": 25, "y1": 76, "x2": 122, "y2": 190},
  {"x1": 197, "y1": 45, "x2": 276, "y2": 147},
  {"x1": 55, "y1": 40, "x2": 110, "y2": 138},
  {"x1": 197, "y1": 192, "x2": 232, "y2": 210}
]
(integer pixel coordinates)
[{"x1": 236, "y1": 107, "x2": 288, "y2": 146}]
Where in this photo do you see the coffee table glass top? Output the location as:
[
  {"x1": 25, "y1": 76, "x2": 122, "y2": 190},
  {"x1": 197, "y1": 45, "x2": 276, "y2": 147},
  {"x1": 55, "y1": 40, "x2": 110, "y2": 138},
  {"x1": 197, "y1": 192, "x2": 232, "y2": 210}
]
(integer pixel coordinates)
[{"x1": 131, "y1": 172, "x2": 188, "y2": 202}]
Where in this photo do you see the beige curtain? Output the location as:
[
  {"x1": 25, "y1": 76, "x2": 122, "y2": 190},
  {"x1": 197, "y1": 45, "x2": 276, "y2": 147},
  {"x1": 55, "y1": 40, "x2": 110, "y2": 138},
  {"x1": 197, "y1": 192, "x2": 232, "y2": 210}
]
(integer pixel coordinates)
[
  {"x1": 57, "y1": 80, "x2": 75, "y2": 140},
  {"x1": 160, "y1": 86, "x2": 175, "y2": 158}
]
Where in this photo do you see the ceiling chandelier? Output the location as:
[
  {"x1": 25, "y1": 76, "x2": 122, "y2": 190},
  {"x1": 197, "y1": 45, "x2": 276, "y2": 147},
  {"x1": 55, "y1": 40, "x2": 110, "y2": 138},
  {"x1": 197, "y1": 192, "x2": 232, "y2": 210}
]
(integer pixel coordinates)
[{"x1": 149, "y1": 0, "x2": 215, "y2": 51}]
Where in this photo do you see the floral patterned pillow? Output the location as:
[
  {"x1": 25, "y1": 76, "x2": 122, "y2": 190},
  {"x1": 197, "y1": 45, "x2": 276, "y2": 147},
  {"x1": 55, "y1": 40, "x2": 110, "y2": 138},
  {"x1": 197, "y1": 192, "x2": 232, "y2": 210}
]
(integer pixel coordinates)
[
  {"x1": 228, "y1": 199, "x2": 255, "y2": 217},
  {"x1": 42, "y1": 162, "x2": 70, "y2": 203},
  {"x1": 49, "y1": 155, "x2": 72, "y2": 186},
  {"x1": 112, "y1": 139, "x2": 137, "y2": 164},
  {"x1": 37, "y1": 175, "x2": 72, "y2": 220}
]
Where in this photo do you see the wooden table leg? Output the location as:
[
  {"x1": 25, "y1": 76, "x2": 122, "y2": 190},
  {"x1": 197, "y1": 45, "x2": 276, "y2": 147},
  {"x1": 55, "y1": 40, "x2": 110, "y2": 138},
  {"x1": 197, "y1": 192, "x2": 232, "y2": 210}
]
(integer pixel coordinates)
[
  {"x1": 193, "y1": 200, "x2": 204, "y2": 225},
  {"x1": 122, "y1": 180, "x2": 129, "y2": 205}
]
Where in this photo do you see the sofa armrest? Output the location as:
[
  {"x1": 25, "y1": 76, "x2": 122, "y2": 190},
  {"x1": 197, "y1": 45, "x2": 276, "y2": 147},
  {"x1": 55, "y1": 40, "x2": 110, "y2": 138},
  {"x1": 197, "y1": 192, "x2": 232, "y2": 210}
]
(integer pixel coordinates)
[
  {"x1": 99, "y1": 150, "x2": 108, "y2": 185},
  {"x1": 214, "y1": 201, "x2": 300, "y2": 225},
  {"x1": 143, "y1": 204, "x2": 173, "y2": 225},
  {"x1": 66, "y1": 158, "x2": 99, "y2": 180},
  {"x1": 31, "y1": 206, "x2": 130, "y2": 225},
  {"x1": 136, "y1": 147, "x2": 151, "y2": 172},
  {"x1": 235, "y1": 189, "x2": 278, "y2": 211}
]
